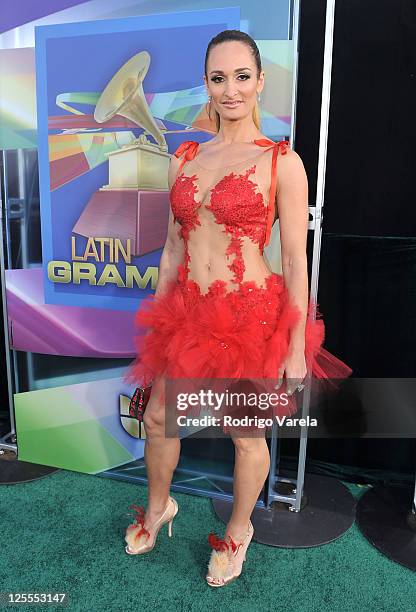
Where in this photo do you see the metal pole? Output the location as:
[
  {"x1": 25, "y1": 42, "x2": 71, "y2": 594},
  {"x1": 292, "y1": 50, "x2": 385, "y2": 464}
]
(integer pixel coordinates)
[
  {"x1": 0, "y1": 151, "x2": 17, "y2": 452},
  {"x1": 267, "y1": 0, "x2": 336, "y2": 510}
]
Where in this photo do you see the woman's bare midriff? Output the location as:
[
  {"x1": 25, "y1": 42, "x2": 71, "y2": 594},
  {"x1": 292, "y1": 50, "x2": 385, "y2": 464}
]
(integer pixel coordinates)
[{"x1": 183, "y1": 208, "x2": 273, "y2": 295}]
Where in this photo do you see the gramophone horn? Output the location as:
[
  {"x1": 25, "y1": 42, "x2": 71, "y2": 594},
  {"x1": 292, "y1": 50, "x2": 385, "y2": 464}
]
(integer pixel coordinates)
[{"x1": 94, "y1": 51, "x2": 166, "y2": 150}]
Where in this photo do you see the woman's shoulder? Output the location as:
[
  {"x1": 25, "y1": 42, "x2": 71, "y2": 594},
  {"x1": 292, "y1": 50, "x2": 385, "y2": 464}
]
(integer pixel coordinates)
[
  {"x1": 265, "y1": 138, "x2": 292, "y2": 153},
  {"x1": 257, "y1": 138, "x2": 301, "y2": 166},
  {"x1": 172, "y1": 140, "x2": 200, "y2": 158}
]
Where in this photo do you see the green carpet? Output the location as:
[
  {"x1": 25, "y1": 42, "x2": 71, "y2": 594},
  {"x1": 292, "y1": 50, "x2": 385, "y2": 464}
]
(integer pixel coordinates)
[{"x1": 0, "y1": 470, "x2": 414, "y2": 612}]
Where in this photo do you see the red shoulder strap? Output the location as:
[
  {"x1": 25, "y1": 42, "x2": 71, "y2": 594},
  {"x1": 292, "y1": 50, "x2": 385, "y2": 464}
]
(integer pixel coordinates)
[
  {"x1": 173, "y1": 140, "x2": 200, "y2": 175},
  {"x1": 254, "y1": 138, "x2": 290, "y2": 246}
]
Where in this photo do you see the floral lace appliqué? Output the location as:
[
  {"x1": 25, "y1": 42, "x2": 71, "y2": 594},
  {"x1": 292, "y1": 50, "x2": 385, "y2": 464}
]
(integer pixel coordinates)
[
  {"x1": 170, "y1": 173, "x2": 201, "y2": 241},
  {"x1": 206, "y1": 166, "x2": 266, "y2": 246},
  {"x1": 206, "y1": 166, "x2": 267, "y2": 285},
  {"x1": 169, "y1": 142, "x2": 285, "y2": 292}
]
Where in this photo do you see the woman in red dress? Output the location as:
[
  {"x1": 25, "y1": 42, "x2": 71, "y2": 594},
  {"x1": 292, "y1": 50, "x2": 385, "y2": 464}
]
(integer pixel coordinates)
[{"x1": 124, "y1": 29, "x2": 352, "y2": 586}]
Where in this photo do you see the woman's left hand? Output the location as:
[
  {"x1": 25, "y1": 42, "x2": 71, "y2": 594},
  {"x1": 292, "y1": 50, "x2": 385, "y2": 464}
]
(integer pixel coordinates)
[{"x1": 274, "y1": 347, "x2": 307, "y2": 395}]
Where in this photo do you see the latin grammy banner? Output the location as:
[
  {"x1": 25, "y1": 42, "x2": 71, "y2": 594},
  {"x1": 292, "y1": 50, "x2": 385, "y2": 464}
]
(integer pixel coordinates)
[{"x1": 35, "y1": 10, "x2": 240, "y2": 313}]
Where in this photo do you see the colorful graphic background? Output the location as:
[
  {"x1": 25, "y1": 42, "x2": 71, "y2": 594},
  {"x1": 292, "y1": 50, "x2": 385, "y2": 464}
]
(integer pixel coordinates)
[{"x1": 2, "y1": 3, "x2": 294, "y2": 477}]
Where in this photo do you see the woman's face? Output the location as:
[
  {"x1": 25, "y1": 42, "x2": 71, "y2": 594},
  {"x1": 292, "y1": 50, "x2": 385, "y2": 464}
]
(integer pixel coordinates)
[{"x1": 204, "y1": 41, "x2": 264, "y2": 122}]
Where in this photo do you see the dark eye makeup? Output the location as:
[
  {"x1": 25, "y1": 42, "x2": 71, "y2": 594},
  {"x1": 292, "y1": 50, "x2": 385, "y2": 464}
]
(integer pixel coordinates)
[{"x1": 210, "y1": 74, "x2": 250, "y2": 83}]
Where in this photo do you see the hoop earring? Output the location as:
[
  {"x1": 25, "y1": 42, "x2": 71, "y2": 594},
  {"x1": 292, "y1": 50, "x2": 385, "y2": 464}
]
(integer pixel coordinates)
[{"x1": 257, "y1": 92, "x2": 261, "y2": 102}]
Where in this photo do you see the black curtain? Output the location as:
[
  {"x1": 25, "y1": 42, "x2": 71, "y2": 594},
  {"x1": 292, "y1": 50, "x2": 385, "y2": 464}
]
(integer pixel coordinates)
[{"x1": 284, "y1": 0, "x2": 416, "y2": 484}]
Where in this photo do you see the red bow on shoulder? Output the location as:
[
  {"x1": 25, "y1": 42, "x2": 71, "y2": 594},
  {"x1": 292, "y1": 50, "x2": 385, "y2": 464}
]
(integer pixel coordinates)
[
  {"x1": 173, "y1": 140, "x2": 199, "y2": 161},
  {"x1": 253, "y1": 139, "x2": 290, "y2": 247},
  {"x1": 254, "y1": 138, "x2": 290, "y2": 153}
]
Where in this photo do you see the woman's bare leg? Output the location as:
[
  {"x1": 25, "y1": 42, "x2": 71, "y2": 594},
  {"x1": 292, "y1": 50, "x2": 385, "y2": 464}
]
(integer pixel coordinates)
[
  {"x1": 225, "y1": 434, "x2": 270, "y2": 542},
  {"x1": 141, "y1": 374, "x2": 181, "y2": 524}
]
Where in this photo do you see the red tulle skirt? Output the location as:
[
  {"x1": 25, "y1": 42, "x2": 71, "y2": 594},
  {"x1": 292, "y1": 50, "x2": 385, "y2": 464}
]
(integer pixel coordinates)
[{"x1": 125, "y1": 272, "x2": 352, "y2": 433}]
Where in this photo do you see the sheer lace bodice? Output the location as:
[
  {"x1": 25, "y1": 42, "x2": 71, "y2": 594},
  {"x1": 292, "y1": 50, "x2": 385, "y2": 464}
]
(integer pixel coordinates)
[
  {"x1": 170, "y1": 138, "x2": 289, "y2": 296},
  {"x1": 128, "y1": 137, "x2": 353, "y2": 395}
]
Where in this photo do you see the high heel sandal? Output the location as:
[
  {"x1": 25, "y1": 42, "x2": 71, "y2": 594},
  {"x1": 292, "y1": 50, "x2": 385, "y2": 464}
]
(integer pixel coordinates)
[
  {"x1": 205, "y1": 520, "x2": 254, "y2": 587},
  {"x1": 124, "y1": 496, "x2": 178, "y2": 555}
]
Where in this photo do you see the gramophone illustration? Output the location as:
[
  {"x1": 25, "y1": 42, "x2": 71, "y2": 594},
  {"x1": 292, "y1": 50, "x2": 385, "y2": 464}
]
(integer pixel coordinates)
[{"x1": 72, "y1": 51, "x2": 171, "y2": 256}]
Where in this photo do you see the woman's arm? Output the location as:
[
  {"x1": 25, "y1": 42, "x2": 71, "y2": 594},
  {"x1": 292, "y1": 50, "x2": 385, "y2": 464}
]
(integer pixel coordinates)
[
  {"x1": 276, "y1": 148, "x2": 310, "y2": 353},
  {"x1": 154, "y1": 153, "x2": 185, "y2": 298}
]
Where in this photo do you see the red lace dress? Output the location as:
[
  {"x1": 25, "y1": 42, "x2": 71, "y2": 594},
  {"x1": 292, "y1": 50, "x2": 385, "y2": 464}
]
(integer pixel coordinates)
[{"x1": 125, "y1": 138, "x2": 352, "y2": 426}]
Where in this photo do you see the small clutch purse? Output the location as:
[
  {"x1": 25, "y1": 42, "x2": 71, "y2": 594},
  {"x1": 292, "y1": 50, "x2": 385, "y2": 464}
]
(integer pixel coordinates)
[{"x1": 128, "y1": 385, "x2": 152, "y2": 422}]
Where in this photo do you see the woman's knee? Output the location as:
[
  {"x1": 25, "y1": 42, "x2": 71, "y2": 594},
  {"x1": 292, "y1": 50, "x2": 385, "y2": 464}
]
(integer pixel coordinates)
[
  {"x1": 143, "y1": 405, "x2": 165, "y2": 436},
  {"x1": 232, "y1": 436, "x2": 267, "y2": 454},
  {"x1": 143, "y1": 379, "x2": 166, "y2": 436}
]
